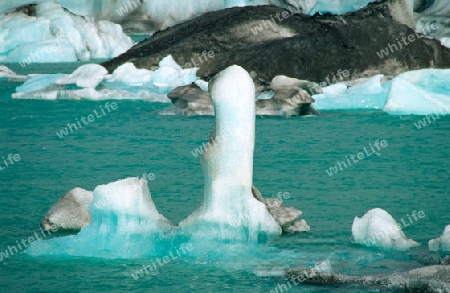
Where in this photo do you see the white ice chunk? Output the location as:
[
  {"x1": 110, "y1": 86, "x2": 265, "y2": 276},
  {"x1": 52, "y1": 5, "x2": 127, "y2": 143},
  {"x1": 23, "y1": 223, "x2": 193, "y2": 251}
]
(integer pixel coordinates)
[
  {"x1": 318, "y1": 83, "x2": 348, "y2": 97},
  {"x1": 56, "y1": 64, "x2": 108, "y2": 89},
  {"x1": 313, "y1": 75, "x2": 388, "y2": 110},
  {"x1": 383, "y1": 69, "x2": 450, "y2": 115},
  {"x1": 179, "y1": 65, "x2": 281, "y2": 242},
  {"x1": 16, "y1": 74, "x2": 65, "y2": 93},
  {"x1": 428, "y1": 224, "x2": 450, "y2": 252},
  {"x1": 195, "y1": 80, "x2": 209, "y2": 92},
  {"x1": 27, "y1": 178, "x2": 174, "y2": 258},
  {"x1": 441, "y1": 37, "x2": 450, "y2": 49},
  {"x1": 12, "y1": 55, "x2": 197, "y2": 101},
  {"x1": 0, "y1": 65, "x2": 28, "y2": 81},
  {"x1": 151, "y1": 55, "x2": 198, "y2": 93},
  {"x1": 352, "y1": 208, "x2": 420, "y2": 251},
  {"x1": 8, "y1": 39, "x2": 77, "y2": 65},
  {"x1": 0, "y1": 1, "x2": 133, "y2": 63},
  {"x1": 106, "y1": 62, "x2": 153, "y2": 86}
]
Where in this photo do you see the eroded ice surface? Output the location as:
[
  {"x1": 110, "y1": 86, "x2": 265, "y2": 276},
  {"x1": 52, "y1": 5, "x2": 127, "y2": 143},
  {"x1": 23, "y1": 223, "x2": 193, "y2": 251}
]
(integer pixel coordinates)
[
  {"x1": 28, "y1": 178, "x2": 174, "y2": 258},
  {"x1": 0, "y1": 1, "x2": 133, "y2": 64},
  {"x1": 352, "y1": 208, "x2": 420, "y2": 251},
  {"x1": 383, "y1": 69, "x2": 450, "y2": 115},
  {"x1": 179, "y1": 65, "x2": 281, "y2": 242},
  {"x1": 429, "y1": 224, "x2": 450, "y2": 252}
]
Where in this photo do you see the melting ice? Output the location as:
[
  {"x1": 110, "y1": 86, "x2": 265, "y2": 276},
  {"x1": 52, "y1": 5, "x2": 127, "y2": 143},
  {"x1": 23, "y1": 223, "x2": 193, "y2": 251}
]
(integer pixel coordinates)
[
  {"x1": 352, "y1": 208, "x2": 420, "y2": 251},
  {"x1": 27, "y1": 65, "x2": 283, "y2": 258},
  {"x1": 11, "y1": 55, "x2": 198, "y2": 101}
]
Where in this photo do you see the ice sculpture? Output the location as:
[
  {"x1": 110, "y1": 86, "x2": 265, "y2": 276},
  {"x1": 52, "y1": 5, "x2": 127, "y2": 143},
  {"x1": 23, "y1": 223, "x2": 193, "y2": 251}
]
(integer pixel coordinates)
[{"x1": 178, "y1": 65, "x2": 281, "y2": 241}]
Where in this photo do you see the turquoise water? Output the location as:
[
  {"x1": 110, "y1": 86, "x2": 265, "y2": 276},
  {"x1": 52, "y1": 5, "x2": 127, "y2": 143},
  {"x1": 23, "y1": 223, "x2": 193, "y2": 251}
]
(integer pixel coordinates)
[{"x1": 0, "y1": 64, "x2": 449, "y2": 292}]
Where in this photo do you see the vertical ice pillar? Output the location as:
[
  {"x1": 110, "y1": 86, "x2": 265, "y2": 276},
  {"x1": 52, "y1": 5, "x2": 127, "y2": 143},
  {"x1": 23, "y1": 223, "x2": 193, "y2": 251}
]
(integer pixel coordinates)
[{"x1": 180, "y1": 65, "x2": 281, "y2": 242}]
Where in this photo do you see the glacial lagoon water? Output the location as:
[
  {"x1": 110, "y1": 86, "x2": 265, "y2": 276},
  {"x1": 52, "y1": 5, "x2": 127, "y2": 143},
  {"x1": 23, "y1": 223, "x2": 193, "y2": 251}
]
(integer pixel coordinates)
[{"x1": 0, "y1": 63, "x2": 449, "y2": 292}]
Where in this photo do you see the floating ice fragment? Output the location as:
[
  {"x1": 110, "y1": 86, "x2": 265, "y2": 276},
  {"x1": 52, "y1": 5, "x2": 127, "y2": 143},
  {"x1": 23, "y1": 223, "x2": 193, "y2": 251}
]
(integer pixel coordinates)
[
  {"x1": 352, "y1": 208, "x2": 420, "y2": 251},
  {"x1": 429, "y1": 224, "x2": 450, "y2": 252},
  {"x1": 55, "y1": 64, "x2": 108, "y2": 89}
]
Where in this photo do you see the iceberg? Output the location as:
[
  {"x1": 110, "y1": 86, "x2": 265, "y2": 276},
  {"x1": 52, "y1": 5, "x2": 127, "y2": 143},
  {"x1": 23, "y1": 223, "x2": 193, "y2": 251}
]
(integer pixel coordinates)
[
  {"x1": 0, "y1": 0, "x2": 394, "y2": 36},
  {"x1": 55, "y1": 64, "x2": 108, "y2": 89},
  {"x1": 313, "y1": 75, "x2": 389, "y2": 110},
  {"x1": 383, "y1": 69, "x2": 450, "y2": 115},
  {"x1": 178, "y1": 65, "x2": 282, "y2": 242},
  {"x1": 28, "y1": 65, "x2": 308, "y2": 258},
  {"x1": 0, "y1": 2, "x2": 133, "y2": 64},
  {"x1": 429, "y1": 224, "x2": 450, "y2": 252},
  {"x1": 28, "y1": 178, "x2": 174, "y2": 258},
  {"x1": 313, "y1": 69, "x2": 450, "y2": 114},
  {"x1": 12, "y1": 55, "x2": 198, "y2": 101},
  {"x1": 352, "y1": 208, "x2": 420, "y2": 251}
]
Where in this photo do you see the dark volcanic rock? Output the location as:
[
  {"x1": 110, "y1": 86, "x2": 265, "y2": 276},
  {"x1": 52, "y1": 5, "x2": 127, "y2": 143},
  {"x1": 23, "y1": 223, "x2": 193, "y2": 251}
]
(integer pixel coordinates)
[
  {"x1": 284, "y1": 265, "x2": 450, "y2": 292},
  {"x1": 166, "y1": 83, "x2": 213, "y2": 116},
  {"x1": 252, "y1": 185, "x2": 310, "y2": 233},
  {"x1": 102, "y1": 0, "x2": 450, "y2": 84},
  {"x1": 166, "y1": 76, "x2": 318, "y2": 116}
]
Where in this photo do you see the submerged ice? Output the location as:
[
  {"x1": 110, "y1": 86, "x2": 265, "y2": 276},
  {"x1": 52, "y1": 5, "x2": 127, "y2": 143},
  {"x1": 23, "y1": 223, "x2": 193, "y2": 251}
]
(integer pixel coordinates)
[{"x1": 352, "y1": 208, "x2": 420, "y2": 251}]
